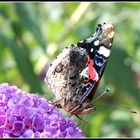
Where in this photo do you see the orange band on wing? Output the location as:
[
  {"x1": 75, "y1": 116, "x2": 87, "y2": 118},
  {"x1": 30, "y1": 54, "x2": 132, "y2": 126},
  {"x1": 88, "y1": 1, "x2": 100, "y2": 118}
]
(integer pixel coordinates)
[{"x1": 87, "y1": 55, "x2": 99, "y2": 81}]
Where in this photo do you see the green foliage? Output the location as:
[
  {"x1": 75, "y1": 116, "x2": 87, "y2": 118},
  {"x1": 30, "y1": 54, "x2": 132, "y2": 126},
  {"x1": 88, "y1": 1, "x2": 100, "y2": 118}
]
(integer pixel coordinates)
[
  {"x1": 0, "y1": 2, "x2": 140, "y2": 138},
  {"x1": 0, "y1": 33, "x2": 43, "y2": 94},
  {"x1": 14, "y1": 3, "x2": 46, "y2": 51}
]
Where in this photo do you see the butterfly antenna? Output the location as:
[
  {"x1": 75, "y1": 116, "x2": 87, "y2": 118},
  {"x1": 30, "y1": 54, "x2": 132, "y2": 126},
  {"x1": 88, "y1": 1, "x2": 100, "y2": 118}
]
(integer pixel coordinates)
[
  {"x1": 94, "y1": 87, "x2": 110, "y2": 101},
  {"x1": 94, "y1": 88, "x2": 138, "y2": 114},
  {"x1": 66, "y1": 113, "x2": 88, "y2": 125},
  {"x1": 95, "y1": 103, "x2": 138, "y2": 114}
]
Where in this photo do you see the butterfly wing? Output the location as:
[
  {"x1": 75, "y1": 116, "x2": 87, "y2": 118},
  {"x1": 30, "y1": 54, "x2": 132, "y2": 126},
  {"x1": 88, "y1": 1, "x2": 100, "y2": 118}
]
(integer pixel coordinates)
[{"x1": 77, "y1": 23, "x2": 115, "y2": 102}]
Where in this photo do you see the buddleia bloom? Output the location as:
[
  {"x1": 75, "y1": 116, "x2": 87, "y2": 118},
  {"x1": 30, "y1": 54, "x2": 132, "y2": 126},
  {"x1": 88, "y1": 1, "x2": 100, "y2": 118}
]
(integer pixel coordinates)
[{"x1": 0, "y1": 83, "x2": 85, "y2": 138}]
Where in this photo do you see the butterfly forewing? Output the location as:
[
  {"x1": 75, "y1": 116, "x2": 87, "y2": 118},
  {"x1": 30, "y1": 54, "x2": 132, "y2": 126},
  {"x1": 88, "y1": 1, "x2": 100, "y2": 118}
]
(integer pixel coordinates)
[{"x1": 77, "y1": 23, "x2": 115, "y2": 102}]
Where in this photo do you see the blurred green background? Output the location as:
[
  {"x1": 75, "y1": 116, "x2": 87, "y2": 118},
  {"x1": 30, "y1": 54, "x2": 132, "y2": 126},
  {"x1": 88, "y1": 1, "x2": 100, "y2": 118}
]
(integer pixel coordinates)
[{"x1": 0, "y1": 2, "x2": 140, "y2": 138}]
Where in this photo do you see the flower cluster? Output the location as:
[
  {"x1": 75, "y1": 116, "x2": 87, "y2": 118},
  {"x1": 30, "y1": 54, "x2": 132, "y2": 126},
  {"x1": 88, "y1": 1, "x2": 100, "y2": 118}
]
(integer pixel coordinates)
[{"x1": 0, "y1": 83, "x2": 85, "y2": 138}]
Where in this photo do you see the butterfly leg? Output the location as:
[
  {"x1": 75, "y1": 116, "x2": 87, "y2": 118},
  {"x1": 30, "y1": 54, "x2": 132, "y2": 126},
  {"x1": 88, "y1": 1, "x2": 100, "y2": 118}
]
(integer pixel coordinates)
[
  {"x1": 67, "y1": 104, "x2": 81, "y2": 115},
  {"x1": 66, "y1": 111, "x2": 88, "y2": 124},
  {"x1": 75, "y1": 115, "x2": 88, "y2": 124},
  {"x1": 51, "y1": 97, "x2": 66, "y2": 108}
]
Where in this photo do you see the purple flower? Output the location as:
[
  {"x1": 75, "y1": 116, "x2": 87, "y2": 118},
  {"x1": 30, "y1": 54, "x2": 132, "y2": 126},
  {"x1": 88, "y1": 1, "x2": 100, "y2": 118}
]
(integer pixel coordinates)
[{"x1": 0, "y1": 83, "x2": 85, "y2": 138}]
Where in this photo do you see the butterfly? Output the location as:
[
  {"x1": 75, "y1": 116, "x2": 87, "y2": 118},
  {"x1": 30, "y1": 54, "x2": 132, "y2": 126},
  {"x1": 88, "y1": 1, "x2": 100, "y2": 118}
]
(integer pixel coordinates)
[{"x1": 45, "y1": 22, "x2": 115, "y2": 116}]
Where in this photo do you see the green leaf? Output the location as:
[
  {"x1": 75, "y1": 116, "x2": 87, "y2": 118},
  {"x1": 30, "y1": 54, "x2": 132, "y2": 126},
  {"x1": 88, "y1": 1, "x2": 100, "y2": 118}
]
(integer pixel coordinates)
[
  {"x1": 0, "y1": 33, "x2": 44, "y2": 94},
  {"x1": 14, "y1": 3, "x2": 46, "y2": 51},
  {"x1": 105, "y1": 47, "x2": 140, "y2": 105}
]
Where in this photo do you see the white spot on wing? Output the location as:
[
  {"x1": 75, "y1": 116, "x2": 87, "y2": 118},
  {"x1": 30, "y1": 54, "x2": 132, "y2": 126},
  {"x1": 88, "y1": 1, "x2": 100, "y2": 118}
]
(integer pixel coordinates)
[
  {"x1": 91, "y1": 48, "x2": 94, "y2": 52},
  {"x1": 79, "y1": 40, "x2": 84, "y2": 43},
  {"x1": 94, "y1": 40, "x2": 99, "y2": 46},
  {"x1": 86, "y1": 87, "x2": 89, "y2": 91},
  {"x1": 95, "y1": 72, "x2": 99, "y2": 81},
  {"x1": 98, "y1": 46, "x2": 110, "y2": 57}
]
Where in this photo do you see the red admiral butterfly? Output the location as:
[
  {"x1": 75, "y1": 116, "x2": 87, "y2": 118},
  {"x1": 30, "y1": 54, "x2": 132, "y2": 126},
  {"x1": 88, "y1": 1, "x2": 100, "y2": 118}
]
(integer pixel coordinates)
[{"x1": 45, "y1": 22, "x2": 115, "y2": 116}]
